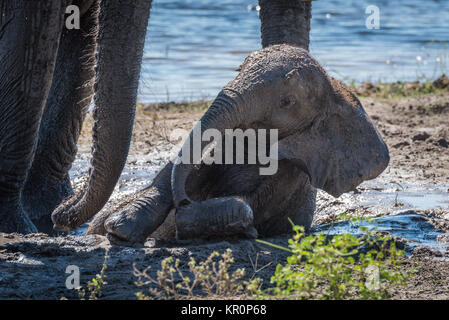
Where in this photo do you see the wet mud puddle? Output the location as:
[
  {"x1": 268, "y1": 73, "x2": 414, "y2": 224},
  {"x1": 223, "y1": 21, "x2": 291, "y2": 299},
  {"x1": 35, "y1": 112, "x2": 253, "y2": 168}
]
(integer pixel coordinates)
[
  {"x1": 312, "y1": 212, "x2": 448, "y2": 254},
  {"x1": 351, "y1": 182, "x2": 448, "y2": 212},
  {"x1": 315, "y1": 169, "x2": 449, "y2": 254},
  {"x1": 69, "y1": 155, "x2": 449, "y2": 253}
]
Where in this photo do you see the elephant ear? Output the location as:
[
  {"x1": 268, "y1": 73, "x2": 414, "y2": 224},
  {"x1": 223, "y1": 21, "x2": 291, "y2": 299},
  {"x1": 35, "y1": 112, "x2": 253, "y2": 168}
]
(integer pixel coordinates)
[
  {"x1": 275, "y1": 102, "x2": 389, "y2": 198},
  {"x1": 275, "y1": 129, "x2": 327, "y2": 193}
]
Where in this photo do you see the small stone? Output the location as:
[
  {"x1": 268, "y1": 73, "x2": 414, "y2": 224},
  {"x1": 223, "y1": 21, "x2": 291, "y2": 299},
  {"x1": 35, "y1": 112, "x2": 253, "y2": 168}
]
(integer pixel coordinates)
[
  {"x1": 437, "y1": 138, "x2": 448, "y2": 148},
  {"x1": 393, "y1": 141, "x2": 410, "y2": 148},
  {"x1": 412, "y1": 132, "x2": 430, "y2": 141}
]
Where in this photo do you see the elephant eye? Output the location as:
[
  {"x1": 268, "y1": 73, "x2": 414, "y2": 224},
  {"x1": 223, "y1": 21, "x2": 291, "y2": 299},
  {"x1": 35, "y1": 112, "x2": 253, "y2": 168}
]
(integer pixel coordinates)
[{"x1": 280, "y1": 95, "x2": 296, "y2": 109}]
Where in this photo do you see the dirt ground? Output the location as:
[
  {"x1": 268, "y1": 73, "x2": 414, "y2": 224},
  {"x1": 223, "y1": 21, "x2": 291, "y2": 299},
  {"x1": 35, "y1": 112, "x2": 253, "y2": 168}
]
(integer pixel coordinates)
[
  {"x1": 1, "y1": 79, "x2": 449, "y2": 300},
  {"x1": 364, "y1": 93, "x2": 449, "y2": 185},
  {"x1": 1, "y1": 231, "x2": 449, "y2": 300}
]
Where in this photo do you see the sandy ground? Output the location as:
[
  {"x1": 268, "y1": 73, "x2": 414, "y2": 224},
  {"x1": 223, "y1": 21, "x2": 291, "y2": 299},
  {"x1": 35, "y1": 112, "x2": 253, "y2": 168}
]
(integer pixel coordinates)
[
  {"x1": 1, "y1": 82, "x2": 449, "y2": 300},
  {"x1": 366, "y1": 94, "x2": 449, "y2": 185}
]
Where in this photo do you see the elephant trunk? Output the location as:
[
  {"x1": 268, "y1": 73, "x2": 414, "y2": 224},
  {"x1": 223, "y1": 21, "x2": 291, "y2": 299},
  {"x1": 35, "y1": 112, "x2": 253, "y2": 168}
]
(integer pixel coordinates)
[
  {"x1": 52, "y1": 0, "x2": 152, "y2": 230},
  {"x1": 171, "y1": 89, "x2": 247, "y2": 208},
  {"x1": 79, "y1": 0, "x2": 96, "y2": 16},
  {"x1": 258, "y1": 0, "x2": 312, "y2": 50}
]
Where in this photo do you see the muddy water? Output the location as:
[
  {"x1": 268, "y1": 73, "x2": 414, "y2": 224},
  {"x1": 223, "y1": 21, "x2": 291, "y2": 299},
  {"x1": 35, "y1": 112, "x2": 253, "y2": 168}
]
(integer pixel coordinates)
[
  {"x1": 69, "y1": 152, "x2": 449, "y2": 251},
  {"x1": 313, "y1": 212, "x2": 448, "y2": 254},
  {"x1": 313, "y1": 167, "x2": 449, "y2": 252},
  {"x1": 315, "y1": 170, "x2": 449, "y2": 220}
]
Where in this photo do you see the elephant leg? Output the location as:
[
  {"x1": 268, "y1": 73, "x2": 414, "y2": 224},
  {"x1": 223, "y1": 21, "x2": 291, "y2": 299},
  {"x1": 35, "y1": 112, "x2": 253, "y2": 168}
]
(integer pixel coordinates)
[
  {"x1": 51, "y1": 0, "x2": 153, "y2": 232},
  {"x1": 21, "y1": 0, "x2": 99, "y2": 234},
  {"x1": 175, "y1": 196, "x2": 258, "y2": 240},
  {"x1": 173, "y1": 163, "x2": 256, "y2": 240},
  {"x1": 104, "y1": 163, "x2": 174, "y2": 244},
  {"x1": 247, "y1": 161, "x2": 316, "y2": 236},
  {"x1": 175, "y1": 160, "x2": 315, "y2": 239},
  {"x1": 85, "y1": 208, "x2": 113, "y2": 236},
  {"x1": 0, "y1": 1, "x2": 66, "y2": 233}
]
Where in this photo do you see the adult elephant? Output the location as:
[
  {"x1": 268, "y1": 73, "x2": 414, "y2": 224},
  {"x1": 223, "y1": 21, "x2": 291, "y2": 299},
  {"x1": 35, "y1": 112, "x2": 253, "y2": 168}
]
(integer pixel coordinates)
[
  {"x1": 52, "y1": 0, "x2": 389, "y2": 244},
  {"x1": 0, "y1": 0, "x2": 152, "y2": 233}
]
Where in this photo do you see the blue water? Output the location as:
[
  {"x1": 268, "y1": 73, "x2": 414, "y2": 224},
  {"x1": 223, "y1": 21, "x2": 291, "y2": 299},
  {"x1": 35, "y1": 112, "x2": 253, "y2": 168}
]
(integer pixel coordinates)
[
  {"x1": 312, "y1": 212, "x2": 448, "y2": 253},
  {"x1": 138, "y1": 0, "x2": 449, "y2": 102}
]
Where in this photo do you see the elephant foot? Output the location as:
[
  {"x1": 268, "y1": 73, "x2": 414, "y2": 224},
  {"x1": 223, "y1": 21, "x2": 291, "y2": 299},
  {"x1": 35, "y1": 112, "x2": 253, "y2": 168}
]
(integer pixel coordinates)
[
  {"x1": 22, "y1": 175, "x2": 72, "y2": 234},
  {"x1": 86, "y1": 209, "x2": 113, "y2": 236},
  {"x1": 0, "y1": 202, "x2": 37, "y2": 234},
  {"x1": 106, "y1": 232, "x2": 144, "y2": 248},
  {"x1": 104, "y1": 204, "x2": 169, "y2": 244},
  {"x1": 175, "y1": 197, "x2": 258, "y2": 240}
]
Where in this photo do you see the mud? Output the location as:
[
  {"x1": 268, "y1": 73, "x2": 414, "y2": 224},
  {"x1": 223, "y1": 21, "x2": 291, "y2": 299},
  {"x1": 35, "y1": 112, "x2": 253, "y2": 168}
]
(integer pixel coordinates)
[
  {"x1": 1, "y1": 89, "x2": 449, "y2": 299},
  {"x1": 0, "y1": 233, "x2": 291, "y2": 299}
]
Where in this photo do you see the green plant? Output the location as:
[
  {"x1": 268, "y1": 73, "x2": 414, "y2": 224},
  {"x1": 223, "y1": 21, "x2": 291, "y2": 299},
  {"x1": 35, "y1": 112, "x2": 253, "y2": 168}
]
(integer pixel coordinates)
[
  {"x1": 133, "y1": 249, "x2": 261, "y2": 300},
  {"x1": 256, "y1": 218, "x2": 409, "y2": 300},
  {"x1": 78, "y1": 249, "x2": 109, "y2": 300}
]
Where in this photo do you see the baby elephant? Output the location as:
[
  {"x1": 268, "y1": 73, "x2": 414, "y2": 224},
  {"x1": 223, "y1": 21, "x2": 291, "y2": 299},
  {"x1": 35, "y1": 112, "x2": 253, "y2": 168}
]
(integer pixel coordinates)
[{"x1": 89, "y1": 44, "x2": 389, "y2": 244}]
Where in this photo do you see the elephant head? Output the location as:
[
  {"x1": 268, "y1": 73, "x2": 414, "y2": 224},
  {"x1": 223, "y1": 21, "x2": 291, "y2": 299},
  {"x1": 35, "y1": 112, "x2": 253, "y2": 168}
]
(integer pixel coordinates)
[{"x1": 172, "y1": 44, "x2": 389, "y2": 208}]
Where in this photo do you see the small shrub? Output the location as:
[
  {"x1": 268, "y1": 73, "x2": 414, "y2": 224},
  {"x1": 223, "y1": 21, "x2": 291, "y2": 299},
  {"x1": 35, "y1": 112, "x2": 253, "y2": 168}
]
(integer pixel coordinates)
[
  {"x1": 132, "y1": 216, "x2": 411, "y2": 300},
  {"x1": 77, "y1": 249, "x2": 109, "y2": 300},
  {"x1": 355, "y1": 76, "x2": 449, "y2": 99},
  {"x1": 257, "y1": 219, "x2": 409, "y2": 300},
  {"x1": 133, "y1": 249, "x2": 261, "y2": 300}
]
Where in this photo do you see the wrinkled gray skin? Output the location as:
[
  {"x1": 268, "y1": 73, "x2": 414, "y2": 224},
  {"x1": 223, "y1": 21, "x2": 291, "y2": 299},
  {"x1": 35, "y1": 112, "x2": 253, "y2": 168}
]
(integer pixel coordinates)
[
  {"x1": 0, "y1": 0, "x2": 389, "y2": 244},
  {"x1": 101, "y1": 45, "x2": 389, "y2": 244},
  {"x1": 98, "y1": 1, "x2": 389, "y2": 244},
  {"x1": 0, "y1": 0, "x2": 152, "y2": 234}
]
